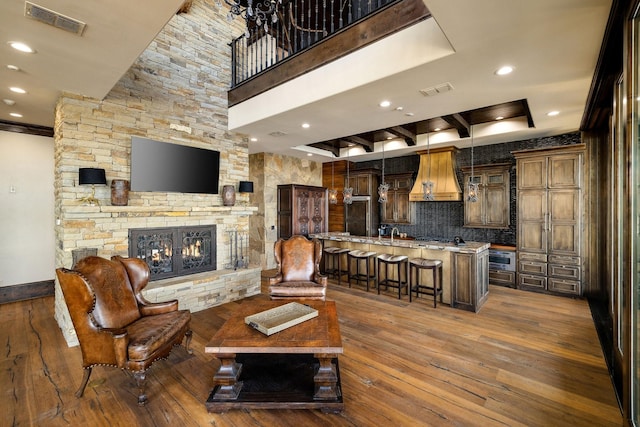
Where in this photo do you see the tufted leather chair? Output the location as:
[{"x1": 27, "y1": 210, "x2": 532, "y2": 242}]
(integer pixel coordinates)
[
  {"x1": 55, "y1": 255, "x2": 192, "y2": 406},
  {"x1": 268, "y1": 235, "x2": 328, "y2": 300}
]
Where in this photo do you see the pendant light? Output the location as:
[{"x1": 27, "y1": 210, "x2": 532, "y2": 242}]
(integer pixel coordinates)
[
  {"x1": 343, "y1": 146, "x2": 353, "y2": 205},
  {"x1": 328, "y1": 160, "x2": 338, "y2": 204},
  {"x1": 378, "y1": 142, "x2": 389, "y2": 203},
  {"x1": 467, "y1": 125, "x2": 479, "y2": 203},
  {"x1": 422, "y1": 131, "x2": 435, "y2": 201}
]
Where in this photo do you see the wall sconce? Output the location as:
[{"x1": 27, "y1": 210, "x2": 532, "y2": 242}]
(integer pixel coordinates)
[
  {"x1": 78, "y1": 167, "x2": 106, "y2": 206},
  {"x1": 238, "y1": 181, "x2": 254, "y2": 193}
]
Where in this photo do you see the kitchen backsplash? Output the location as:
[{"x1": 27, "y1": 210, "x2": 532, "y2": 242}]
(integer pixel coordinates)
[{"x1": 355, "y1": 131, "x2": 582, "y2": 245}]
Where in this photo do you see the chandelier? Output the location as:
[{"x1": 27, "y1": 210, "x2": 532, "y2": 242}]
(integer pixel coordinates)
[
  {"x1": 329, "y1": 160, "x2": 338, "y2": 204},
  {"x1": 219, "y1": 0, "x2": 280, "y2": 36},
  {"x1": 467, "y1": 125, "x2": 479, "y2": 203},
  {"x1": 422, "y1": 132, "x2": 435, "y2": 201},
  {"x1": 378, "y1": 141, "x2": 389, "y2": 203}
]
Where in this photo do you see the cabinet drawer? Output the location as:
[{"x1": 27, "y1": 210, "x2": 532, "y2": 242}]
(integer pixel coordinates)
[
  {"x1": 518, "y1": 252, "x2": 547, "y2": 262},
  {"x1": 489, "y1": 269, "x2": 516, "y2": 287},
  {"x1": 518, "y1": 273, "x2": 547, "y2": 289},
  {"x1": 549, "y1": 264, "x2": 581, "y2": 280},
  {"x1": 518, "y1": 260, "x2": 547, "y2": 275},
  {"x1": 548, "y1": 255, "x2": 580, "y2": 266},
  {"x1": 548, "y1": 278, "x2": 580, "y2": 295}
]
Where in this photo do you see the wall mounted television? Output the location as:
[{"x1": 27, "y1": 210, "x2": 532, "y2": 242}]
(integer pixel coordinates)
[{"x1": 130, "y1": 137, "x2": 220, "y2": 194}]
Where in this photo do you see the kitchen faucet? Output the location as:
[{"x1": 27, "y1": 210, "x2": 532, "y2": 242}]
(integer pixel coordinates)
[{"x1": 391, "y1": 227, "x2": 399, "y2": 244}]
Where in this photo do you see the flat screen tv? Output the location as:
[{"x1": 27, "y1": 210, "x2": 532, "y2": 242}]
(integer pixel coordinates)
[{"x1": 130, "y1": 137, "x2": 220, "y2": 194}]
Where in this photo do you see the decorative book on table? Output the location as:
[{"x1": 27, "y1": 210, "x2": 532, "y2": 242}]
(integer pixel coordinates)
[{"x1": 244, "y1": 302, "x2": 318, "y2": 336}]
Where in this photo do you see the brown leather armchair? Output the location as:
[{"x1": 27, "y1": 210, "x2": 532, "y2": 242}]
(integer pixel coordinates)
[
  {"x1": 268, "y1": 235, "x2": 328, "y2": 300},
  {"x1": 55, "y1": 255, "x2": 192, "y2": 406}
]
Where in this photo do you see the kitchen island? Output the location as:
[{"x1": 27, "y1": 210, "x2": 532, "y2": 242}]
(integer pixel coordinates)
[{"x1": 312, "y1": 233, "x2": 490, "y2": 312}]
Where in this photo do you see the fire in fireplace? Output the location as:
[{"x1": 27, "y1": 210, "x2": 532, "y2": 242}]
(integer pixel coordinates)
[{"x1": 128, "y1": 225, "x2": 217, "y2": 280}]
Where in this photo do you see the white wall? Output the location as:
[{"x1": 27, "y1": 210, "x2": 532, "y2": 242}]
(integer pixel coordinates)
[{"x1": 0, "y1": 130, "x2": 54, "y2": 286}]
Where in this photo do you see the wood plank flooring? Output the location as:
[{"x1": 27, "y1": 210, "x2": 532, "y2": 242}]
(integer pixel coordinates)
[{"x1": 1, "y1": 280, "x2": 621, "y2": 426}]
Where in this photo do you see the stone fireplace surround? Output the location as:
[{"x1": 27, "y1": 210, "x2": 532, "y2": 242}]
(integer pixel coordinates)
[{"x1": 54, "y1": 203, "x2": 262, "y2": 347}]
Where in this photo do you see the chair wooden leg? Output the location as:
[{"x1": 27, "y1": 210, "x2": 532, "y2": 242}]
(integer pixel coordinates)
[
  {"x1": 184, "y1": 330, "x2": 193, "y2": 354},
  {"x1": 75, "y1": 367, "x2": 92, "y2": 398},
  {"x1": 134, "y1": 370, "x2": 148, "y2": 406}
]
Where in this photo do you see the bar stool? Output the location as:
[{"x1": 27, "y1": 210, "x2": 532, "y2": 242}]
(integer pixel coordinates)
[
  {"x1": 323, "y1": 246, "x2": 350, "y2": 286},
  {"x1": 376, "y1": 253, "x2": 409, "y2": 300},
  {"x1": 409, "y1": 258, "x2": 443, "y2": 308},
  {"x1": 347, "y1": 250, "x2": 377, "y2": 291}
]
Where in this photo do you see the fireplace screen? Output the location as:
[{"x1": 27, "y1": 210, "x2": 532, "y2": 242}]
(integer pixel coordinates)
[{"x1": 129, "y1": 225, "x2": 216, "y2": 280}]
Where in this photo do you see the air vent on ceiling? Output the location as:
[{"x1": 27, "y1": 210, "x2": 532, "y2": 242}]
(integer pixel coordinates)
[
  {"x1": 419, "y1": 82, "x2": 454, "y2": 97},
  {"x1": 268, "y1": 131, "x2": 287, "y2": 137},
  {"x1": 25, "y1": 1, "x2": 86, "y2": 36}
]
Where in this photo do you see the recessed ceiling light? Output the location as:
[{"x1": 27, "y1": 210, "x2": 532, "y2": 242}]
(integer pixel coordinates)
[
  {"x1": 434, "y1": 128, "x2": 441, "y2": 132},
  {"x1": 395, "y1": 106, "x2": 403, "y2": 111},
  {"x1": 495, "y1": 65, "x2": 514, "y2": 76},
  {"x1": 10, "y1": 112, "x2": 23, "y2": 118},
  {"x1": 379, "y1": 100, "x2": 391, "y2": 108},
  {"x1": 8, "y1": 41, "x2": 35, "y2": 53},
  {"x1": 405, "y1": 112, "x2": 414, "y2": 117},
  {"x1": 307, "y1": 153, "x2": 313, "y2": 156},
  {"x1": 301, "y1": 123, "x2": 310, "y2": 128},
  {"x1": 386, "y1": 136, "x2": 393, "y2": 140},
  {"x1": 9, "y1": 87, "x2": 26, "y2": 94},
  {"x1": 6, "y1": 65, "x2": 20, "y2": 71},
  {"x1": 495, "y1": 116, "x2": 504, "y2": 120},
  {"x1": 547, "y1": 111, "x2": 560, "y2": 116},
  {"x1": 3, "y1": 99, "x2": 16, "y2": 105},
  {"x1": 250, "y1": 137, "x2": 257, "y2": 142}
]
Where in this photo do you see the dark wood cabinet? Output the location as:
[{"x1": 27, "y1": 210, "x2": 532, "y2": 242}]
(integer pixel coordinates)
[
  {"x1": 277, "y1": 184, "x2": 328, "y2": 239},
  {"x1": 451, "y1": 249, "x2": 489, "y2": 312},
  {"x1": 346, "y1": 169, "x2": 378, "y2": 196},
  {"x1": 461, "y1": 163, "x2": 510, "y2": 229},
  {"x1": 380, "y1": 173, "x2": 413, "y2": 224},
  {"x1": 513, "y1": 145, "x2": 584, "y2": 296}
]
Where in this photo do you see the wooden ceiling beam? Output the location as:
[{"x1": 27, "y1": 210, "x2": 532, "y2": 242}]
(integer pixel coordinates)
[
  {"x1": 343, "y1": 135, "x2": 374, "y2": 152},
  {"x1": 313, "y1": 141, "x2": 340, "y2": 157},
  {"x1": 442, "y1": 113, "x2": 470, "y2": 138},
  {"x1": 385, "y1": 125, "x2": 416, "y2": 146}
]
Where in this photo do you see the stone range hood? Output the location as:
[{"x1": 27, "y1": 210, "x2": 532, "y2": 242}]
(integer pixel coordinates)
[{"x1": 409, "y1": 146, "x2": 462, "y2": 201}]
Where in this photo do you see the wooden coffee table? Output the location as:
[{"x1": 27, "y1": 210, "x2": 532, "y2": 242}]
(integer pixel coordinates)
[{"x1": 205, "y1": 298, "x2": 344, "y2": 413}]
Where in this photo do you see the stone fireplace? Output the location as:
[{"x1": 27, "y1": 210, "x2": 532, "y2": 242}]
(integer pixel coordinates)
[{"x1": 129, "y1": 225, "x2": 217, "y2": 280}]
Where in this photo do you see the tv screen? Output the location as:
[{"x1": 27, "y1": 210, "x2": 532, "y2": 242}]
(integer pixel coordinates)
[{"x1": 130, "y1": 137, "x2": 220, "y2": 194}]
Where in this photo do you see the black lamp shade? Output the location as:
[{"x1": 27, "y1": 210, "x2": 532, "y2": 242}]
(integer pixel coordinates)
[
  {"x1": 238, "y1": 181, "x2": 254, "y2": 193},
  {"x1": 79, "y1": 168, "x2": 107, "y2": 185}
]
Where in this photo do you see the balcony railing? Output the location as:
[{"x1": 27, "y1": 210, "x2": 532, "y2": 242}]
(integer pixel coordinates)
[{"x1": 229, "y1": 0, "x2": 398, "y2": 88}]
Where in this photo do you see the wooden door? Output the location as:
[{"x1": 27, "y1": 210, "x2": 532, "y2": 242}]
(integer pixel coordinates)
[
  {"x1": 548, "y1": 189, "x2": 581, "y2": 256},
  {"x1": 518, "y1": 157, "x2": 547, "y2": 189}
]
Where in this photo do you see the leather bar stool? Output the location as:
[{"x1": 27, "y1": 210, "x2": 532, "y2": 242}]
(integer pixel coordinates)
[
  {"x1": 323, "y1": 246, "x2": 350, "y2": 286},
  {"x1": 376, "y1": 253, "x2": 410, "y2": 300},
  {"x1": 347, "y1": 250, "x2": 377, "y2": 291},
  {"x1": 409, "y1": 258, "x2": 443, "y2": 308}
]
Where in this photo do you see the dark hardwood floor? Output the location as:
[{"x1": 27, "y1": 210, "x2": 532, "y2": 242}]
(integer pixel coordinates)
[{"x1": 1, "y1": 278, "x2": 621, "y2": 426}]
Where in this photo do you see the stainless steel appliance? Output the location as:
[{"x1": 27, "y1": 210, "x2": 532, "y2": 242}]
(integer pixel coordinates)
[
  {"x1": 489, "y1": 249, "x2": 516, "y2": 271},
  {"x1": 345, "y1": 195, "x2": 378, "y2": 237}
]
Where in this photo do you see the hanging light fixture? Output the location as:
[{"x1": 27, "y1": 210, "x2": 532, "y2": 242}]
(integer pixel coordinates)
[
  {"x1": 328, "y1": 160, "x2": 338, "y2": 204},
  {"x1": 378, "y1": 142, "x2": 389, "y2": 203},
  {"x1": 422, "y1": 131, "x2": 435, "y2": 201},
  {"x1": 343, "y1": 146, "x2": 353, "y2": 205},
  {"x1": 467, "y1": 125, "x2": 479, "y2": 203},
  {"x1": 218, "y1": 0, "x2": 280, "y2": 37}
]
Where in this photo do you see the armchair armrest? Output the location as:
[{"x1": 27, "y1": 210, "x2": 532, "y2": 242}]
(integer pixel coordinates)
[
  {"x1": 315, "y1": 274, "x2": 328, "y2": 286},
  {"x1": 268, "y1": 273, "x2": 283, "y2": 285},
  {"x1": 139, "y1": 300, "x2": 179, "y2": 316}
]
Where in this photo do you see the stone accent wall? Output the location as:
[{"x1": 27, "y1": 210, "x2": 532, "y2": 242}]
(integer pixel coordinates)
[
  {"x1": 249, "y1": 153, "x2": 323, "y2": 269},
  {"x1": 52, "y1": 1, "x2": 261, "y2": 346}
]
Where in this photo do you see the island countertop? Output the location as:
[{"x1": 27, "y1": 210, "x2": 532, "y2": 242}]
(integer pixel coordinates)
[{"x1": 310, "y1": 232, "x2": 490, "y2": 254}]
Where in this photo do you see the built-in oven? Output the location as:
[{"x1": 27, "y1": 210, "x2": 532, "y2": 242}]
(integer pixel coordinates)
[{"x1": 489, "y1": 249, "x2": 516, "y2": 271}]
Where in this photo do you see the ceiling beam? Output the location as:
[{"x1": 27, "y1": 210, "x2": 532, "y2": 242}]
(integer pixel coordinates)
[
  {"x1": 343, "y1": 135, "x2": 374, "y2": 152},
  {"x1": 442, "y1": 113, "x2": 470, "y2": 138},
  {"x1": 312, "y1": 141, "x2": 340, "y2": 157},
  {"x1": 385, "y1": 125, "x2": 416, "y2": 146}
]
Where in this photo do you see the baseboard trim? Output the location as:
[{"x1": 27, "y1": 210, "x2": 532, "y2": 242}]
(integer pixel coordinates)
[{"x1": 0, "y1": 280, "x2": 54, "y2": 304}]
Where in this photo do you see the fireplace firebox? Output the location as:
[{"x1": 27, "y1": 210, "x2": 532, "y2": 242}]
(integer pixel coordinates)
[{"x1": 128, "y1": 225, "x2": 216, "y2": 280}]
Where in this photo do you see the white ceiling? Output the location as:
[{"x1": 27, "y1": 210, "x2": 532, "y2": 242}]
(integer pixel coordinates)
[{"x1": 0, "y1": 0, "x2": 612, "y2": 162}]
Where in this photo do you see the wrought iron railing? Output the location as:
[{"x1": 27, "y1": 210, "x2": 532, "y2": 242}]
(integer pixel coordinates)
[{"x1": 229, "y1": 0, "x2": 397, "y2": 88}]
